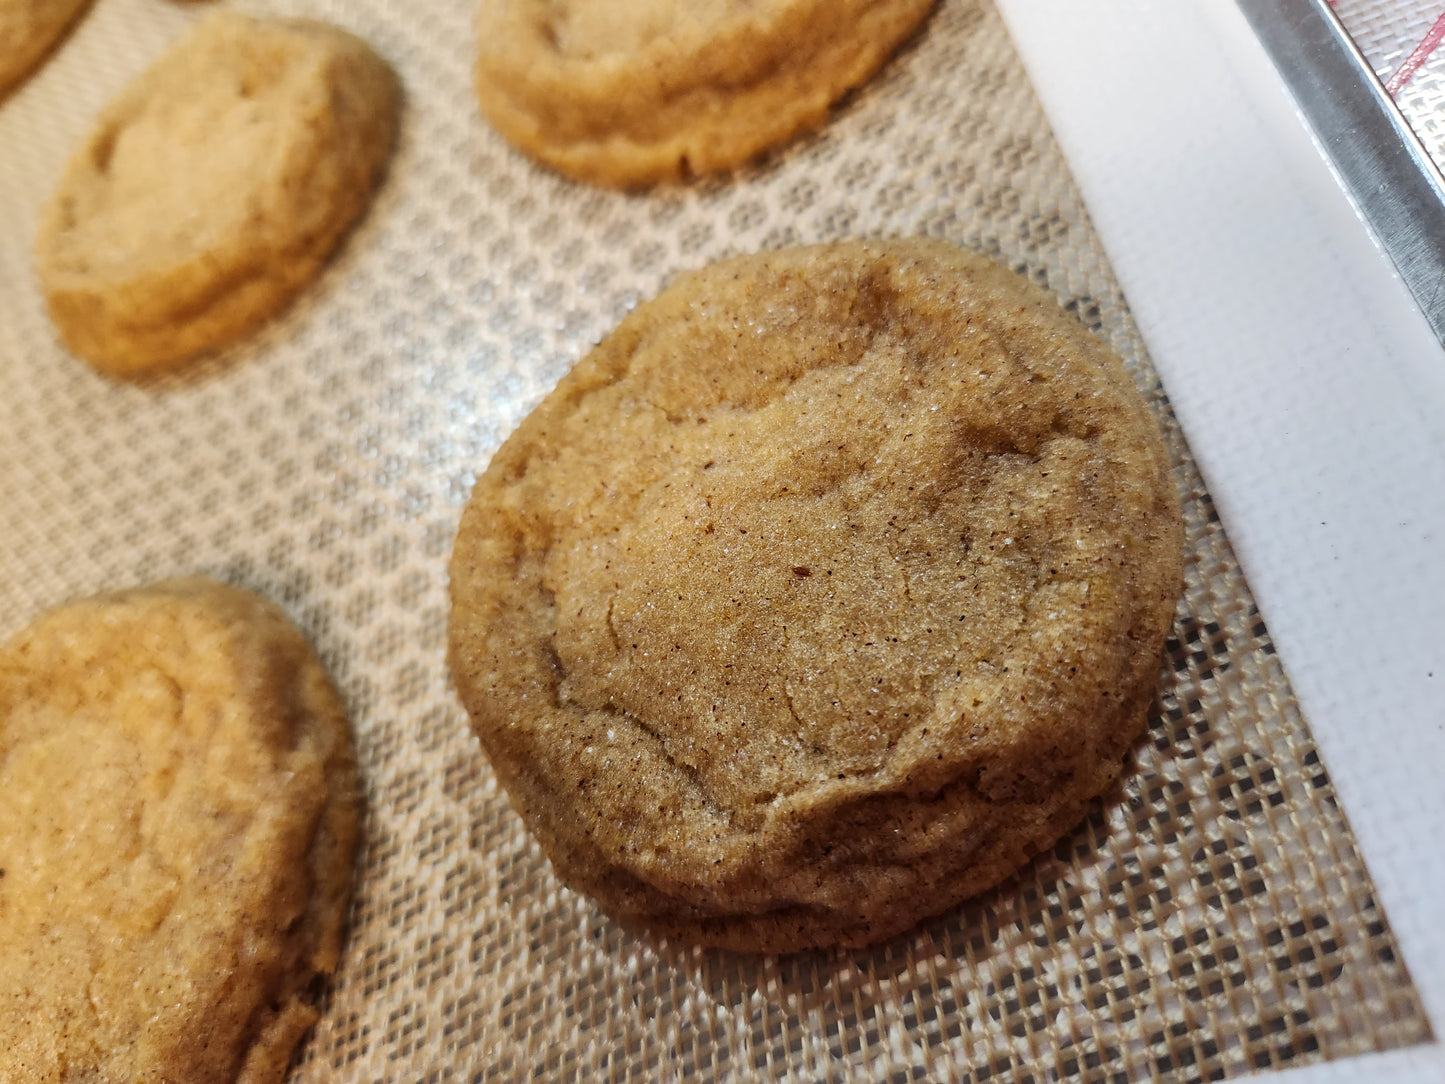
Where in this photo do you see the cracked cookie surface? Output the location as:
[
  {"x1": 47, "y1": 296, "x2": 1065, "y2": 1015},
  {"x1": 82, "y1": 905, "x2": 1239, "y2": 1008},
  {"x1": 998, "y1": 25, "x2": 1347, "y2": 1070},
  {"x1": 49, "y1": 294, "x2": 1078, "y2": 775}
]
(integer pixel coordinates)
[
  {"x1": 0, "y1": 578, "x2": 359, "y2": 1083},
  {"x1": 474, "y1": 0, "x2": 934, "y2": 187},
  {"x1": 448, "y1": 239, "x2": 1184, "y2": 952},
  {"x1": 35, "y1": 12, "x2": 400, "y2": 377}
]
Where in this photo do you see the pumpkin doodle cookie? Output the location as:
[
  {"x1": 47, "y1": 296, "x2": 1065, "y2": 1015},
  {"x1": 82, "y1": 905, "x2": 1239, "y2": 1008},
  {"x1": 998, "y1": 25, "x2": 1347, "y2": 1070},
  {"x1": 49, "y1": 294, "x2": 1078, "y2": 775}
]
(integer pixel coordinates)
[
  {"x1": 449, "y1": 239, "x2": 1184, "y2": 953},
  {"x1": 473, "y1": 0, "x2": 935, "y2": 187},
  {"x1": 0, "y1": 578, "x2": 360, "y2": 1082},
  {"x1": 0, "y1": 0, "x2": 90, "y2": 97},
  {"x1": 35, "y1": 12, "x2": 400, "y2": 377}
]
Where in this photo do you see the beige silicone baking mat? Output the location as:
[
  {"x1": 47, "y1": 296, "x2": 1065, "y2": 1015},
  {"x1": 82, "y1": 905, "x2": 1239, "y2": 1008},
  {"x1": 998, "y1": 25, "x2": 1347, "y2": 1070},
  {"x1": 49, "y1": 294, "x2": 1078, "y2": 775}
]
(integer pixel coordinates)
[{"x1": 0, "y1": 0, "x2": 1432, "y2": 1080}]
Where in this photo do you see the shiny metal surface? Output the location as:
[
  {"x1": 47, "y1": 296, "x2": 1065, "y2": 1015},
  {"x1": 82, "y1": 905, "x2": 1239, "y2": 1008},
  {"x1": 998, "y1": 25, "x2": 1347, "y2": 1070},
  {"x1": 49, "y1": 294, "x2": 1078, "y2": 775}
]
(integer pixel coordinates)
[{"x1": 1239, "y1": 0, "x2": 1445, "y2": 346}]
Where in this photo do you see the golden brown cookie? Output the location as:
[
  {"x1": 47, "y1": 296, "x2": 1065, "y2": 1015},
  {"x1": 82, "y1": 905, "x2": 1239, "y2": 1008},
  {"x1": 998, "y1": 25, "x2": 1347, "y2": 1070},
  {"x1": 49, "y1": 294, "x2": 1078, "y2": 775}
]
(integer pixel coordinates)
[
  {"x1": 35, "y1": 12, "x2": 401, "y2": 377},
  {"x1": 448, "y1": 239, "x2": 1184, "y2": 953},
  {"x1": 0, "y1": 0, "x2": 90, "y2": 97},
  {"x1": 0, "y1": 578, "x2": 360, "y2": 1082},
  {"x1": 473, "y1": 0, "x2": 935, "y2": 187}
]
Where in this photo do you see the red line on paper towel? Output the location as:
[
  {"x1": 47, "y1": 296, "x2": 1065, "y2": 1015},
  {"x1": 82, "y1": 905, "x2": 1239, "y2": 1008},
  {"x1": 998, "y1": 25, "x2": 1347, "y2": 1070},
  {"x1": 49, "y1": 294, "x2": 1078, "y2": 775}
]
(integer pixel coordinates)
[{"x1": 1386, "y1": 9, "x2": 1445, "y2": 96}]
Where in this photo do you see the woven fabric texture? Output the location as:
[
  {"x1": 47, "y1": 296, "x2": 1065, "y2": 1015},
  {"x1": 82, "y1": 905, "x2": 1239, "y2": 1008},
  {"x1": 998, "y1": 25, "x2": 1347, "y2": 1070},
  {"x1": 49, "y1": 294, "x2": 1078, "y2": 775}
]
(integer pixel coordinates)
[
  {"x1": 0, "y1": 1, "x2": 1430, "y2": 1081},
  {"x1": 1335, "y1": 0, "x2": 1445, "y2": 165}
]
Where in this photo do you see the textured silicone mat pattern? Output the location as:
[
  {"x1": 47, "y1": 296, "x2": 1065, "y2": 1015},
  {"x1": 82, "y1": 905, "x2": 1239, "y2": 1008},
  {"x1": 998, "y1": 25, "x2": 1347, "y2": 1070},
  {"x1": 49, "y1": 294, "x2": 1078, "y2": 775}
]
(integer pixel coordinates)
[
  {"x1": 0, "y1": 0, "x2": 1430, "y2": 1080},
  {"x1": 1335, "y1": 0, "x2": 1445, "y2": 167}
]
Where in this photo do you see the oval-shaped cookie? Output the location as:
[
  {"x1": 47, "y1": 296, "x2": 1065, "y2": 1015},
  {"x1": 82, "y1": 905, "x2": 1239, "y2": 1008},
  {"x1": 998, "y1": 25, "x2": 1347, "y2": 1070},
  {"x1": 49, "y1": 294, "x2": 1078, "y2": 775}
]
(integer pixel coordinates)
[
  {"x1": 35, "y1": 13, "x2": 401, "y2": 377},
  {"x1": 449, "y1": 239, "x2": 1185, "y2": 953},
  {"x1": 0, "y1": 578, "x2": 359, "y2": 1082},
  {"x1": 0, "y1": 0, "x2": 90, "y2": 96},
  {"x1": 474, "y1": 0, "x2": 935, "y2": 187}
]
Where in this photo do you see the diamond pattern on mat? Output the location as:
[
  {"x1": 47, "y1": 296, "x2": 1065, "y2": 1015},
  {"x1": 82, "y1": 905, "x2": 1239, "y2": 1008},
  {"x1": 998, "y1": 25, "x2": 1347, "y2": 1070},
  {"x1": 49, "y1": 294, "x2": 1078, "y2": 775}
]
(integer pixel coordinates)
[{"x1": 0, "y1": 0, "x2": 1429, "y2": 1081}]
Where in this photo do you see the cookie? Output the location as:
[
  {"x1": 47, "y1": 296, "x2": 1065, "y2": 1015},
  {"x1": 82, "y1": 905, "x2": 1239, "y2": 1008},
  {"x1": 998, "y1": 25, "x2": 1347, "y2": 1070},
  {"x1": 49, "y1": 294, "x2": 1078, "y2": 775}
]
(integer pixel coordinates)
[
  {"x1": 35, "y1": 12, "x2": 401, "y2": 377},
  {"x1": 473, "y1": 0, "x2": 934, "y2": 187},
  {"x1": 0, "y1": 0, "x2": 90, "y2": 97},
  {"x1": 448, "y1": 239, "x2": 1184, "y2": 953},
  {"x1": 0, "y1": 578, "x2": 360, "y2": 1082}
]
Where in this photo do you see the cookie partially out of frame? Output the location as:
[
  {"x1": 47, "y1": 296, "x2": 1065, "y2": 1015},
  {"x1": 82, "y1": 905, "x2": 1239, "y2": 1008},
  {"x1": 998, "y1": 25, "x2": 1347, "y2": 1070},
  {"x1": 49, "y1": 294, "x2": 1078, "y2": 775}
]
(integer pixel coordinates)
[
  {"x1": 35, "y1": 12, "x2": 400, "y2": 377},
  {"x1": 474, "y1": 0, "x2": 935, "y2": 187},
  {"x1": 0, "y1": 0, "x2": 90, "y2": 97},
  {"x1": 0, "y1": 578, "x2": 360, "y2": 1083},
  {"x1": 449, "y1": 239, "x2": 1184, "y2": 953}
]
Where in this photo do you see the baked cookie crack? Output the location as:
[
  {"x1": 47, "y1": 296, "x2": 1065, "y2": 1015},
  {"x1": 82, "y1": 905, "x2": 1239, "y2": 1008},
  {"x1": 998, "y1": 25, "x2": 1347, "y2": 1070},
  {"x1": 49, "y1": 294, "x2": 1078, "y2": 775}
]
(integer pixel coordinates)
[
  {"x1": 0, "y1": 579, "x2": 359, "y2": 1080},
  {"x1": 35, "y1": 13, "x2": 400, "y2": 376},
  {"x1": 450, "y1": 240, "x2": 1183, "y2": 950},
  {"x1": 473, "y1": 0, "x2": 937, "y2": 186}
]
